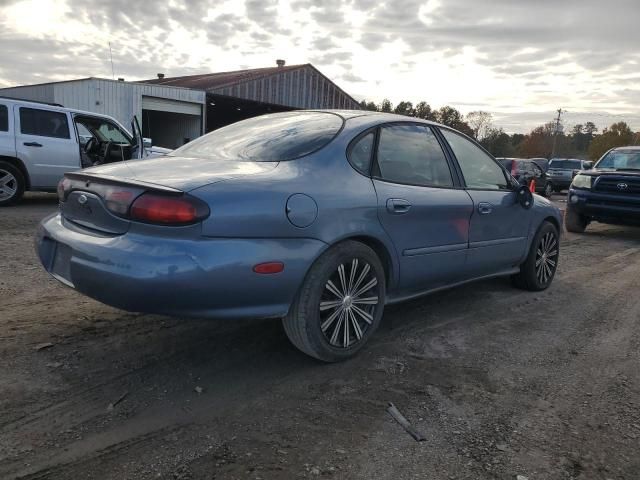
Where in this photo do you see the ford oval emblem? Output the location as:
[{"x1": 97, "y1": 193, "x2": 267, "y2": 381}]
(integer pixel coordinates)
[
  {"x1": 617, "y1": 182, "x2": 628, "y2": 190},
  {"x1": 78, "y1": 194, "x2": 88, "y2": 205}
]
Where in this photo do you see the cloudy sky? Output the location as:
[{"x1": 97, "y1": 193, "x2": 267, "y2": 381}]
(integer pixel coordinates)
[{"x1": 1, "y1": 0, "x2": 639, "y2": 133}]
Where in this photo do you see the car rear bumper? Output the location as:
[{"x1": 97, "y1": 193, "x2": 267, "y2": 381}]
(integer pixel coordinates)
[
  {"x1": 568, "y1": 188, "x2": 640, "y2": 225},
  {"x1": 36, "y1": 214, "x2": 327, "y2": 319}
]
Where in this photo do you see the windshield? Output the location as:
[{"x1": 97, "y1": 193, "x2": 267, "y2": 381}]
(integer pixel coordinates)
[
  {"x1": 170, "y1": 111, "x2": 343, "y2": 162},
  {"x1": 596, "y1": 150, "x2": 640, "y2": 170},
  {"x1": 549, "y1": 159, "x2": 582, "y2": 169}
]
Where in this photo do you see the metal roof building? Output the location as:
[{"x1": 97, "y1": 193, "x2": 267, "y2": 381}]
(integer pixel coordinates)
[
  {"x1": 144, "y1": 60, "x2": 361, "y2": 130},
  {"x1": 0, "y1": 61, "x2": 360, "y2": 148}
]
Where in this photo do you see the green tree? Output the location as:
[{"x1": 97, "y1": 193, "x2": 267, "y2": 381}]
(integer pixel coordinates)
[
  {"x1": 414, "y1": 101, "x2": 436, "y2": 121},
  {"x1": 359, "y1": 100, "x2": 379, "y2": 111},
  {"x1": 436, "y1": 106, "x2": 474, "y2": 136},
  {"x1": 379, "y1": 98, "x2": 393, "y2": 113},
  {"x1": 588, "y1": 121, "x2": 634, "y2": 160},
  {"x1": 393, "y1": 101, "x2": 415, "y2": 117},
  {"x1": 481, "y1": 127, "x2": 514, "y2": 157}
]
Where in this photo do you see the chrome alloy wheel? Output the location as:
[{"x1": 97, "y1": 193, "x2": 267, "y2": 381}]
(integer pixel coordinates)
[
  {"x1": 319, "y1": 258, "x2": 380, "y2": 348},
  {"x1": 535, "y1": 231, "x2": 558, "y2": 284},
  {"x1": 0, "y1": 169, "x2": 18, "y2": 202}
]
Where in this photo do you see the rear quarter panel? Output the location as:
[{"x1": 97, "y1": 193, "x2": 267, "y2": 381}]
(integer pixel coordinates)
[{"x1": 189, "y1": 121, "x2": 401, "y2": 288}]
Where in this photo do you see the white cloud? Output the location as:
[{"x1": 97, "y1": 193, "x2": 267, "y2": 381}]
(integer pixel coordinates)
[{"x1": 0, "y1": 0, "x2": 638, "y2": 133}]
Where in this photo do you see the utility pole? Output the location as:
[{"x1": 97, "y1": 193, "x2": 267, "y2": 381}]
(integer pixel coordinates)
[{"x1": 551, "y1": 108, "x2": 563, "y2": 158}]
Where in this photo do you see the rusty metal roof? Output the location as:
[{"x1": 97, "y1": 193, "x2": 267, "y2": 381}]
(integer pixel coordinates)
[{"x1": 142, "y1": 64, "x2": 309, "y2": 91}]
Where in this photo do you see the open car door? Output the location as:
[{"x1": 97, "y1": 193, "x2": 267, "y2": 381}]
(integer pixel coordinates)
[{"x1": 130, "y1": 115, "x2": 144, "y2": 159}]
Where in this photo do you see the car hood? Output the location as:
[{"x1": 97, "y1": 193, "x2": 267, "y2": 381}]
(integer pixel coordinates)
[
  {"x1": 80, "y1": 156, "x2": 279, "y2": 191},
  {"x1": 581, "y1": 168, "x2": 640, "y2": 178}
]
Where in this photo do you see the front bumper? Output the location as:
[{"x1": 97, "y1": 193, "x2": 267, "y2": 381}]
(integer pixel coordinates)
[
  {"x1": 36, "y1": 214, "x2": 327, "y2": 319},
  {"x1": 567, "y1": 188, "x2": 640, "y2": 225}
]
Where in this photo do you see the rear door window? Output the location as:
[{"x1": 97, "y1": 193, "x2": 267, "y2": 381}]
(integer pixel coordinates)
[
  {"x1": 20, "y1": 107, "x2": 70, "y2": 139},
  {"x1": 375, "y1": 124, "x2": 453, "y2": 187},
  {"x1": 0, "y1": 104, "x2": 8, "y2": 132}
]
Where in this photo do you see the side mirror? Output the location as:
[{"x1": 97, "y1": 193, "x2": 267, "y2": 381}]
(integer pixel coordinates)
[
  {"x1": 583, "y1": 161, "x2": 593, "y2": 169},
  {"x1": 516, "y1": 184, "x2": 533, "y2": 209},
  {"x1": 143, "y1": 138, "x2": 152, "y2": 149}
]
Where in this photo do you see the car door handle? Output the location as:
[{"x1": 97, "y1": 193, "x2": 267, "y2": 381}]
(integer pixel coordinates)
[
  {"x1": 477, "y1": 202, "x2": 493, "y2": 215},
  {"x1": 23, "y1": 142, "x2": 43, "y2": 147},
  {"x1": 386, "y1": 198, "x2": 412, "y2": 214}
]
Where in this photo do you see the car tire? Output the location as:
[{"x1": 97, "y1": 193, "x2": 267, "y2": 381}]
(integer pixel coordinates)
[
  {"x1": 0, "y1": 161, "x2": 26, "y2": 207},
  {"x1": 543, "y1": 183, "x2": 553, "y2": 197},
  {"x1": 564, "y1": 206, "x2": 588, "y2": 233},
  {"x1": 511, "y1": 221, "x2": 560, "y2": 291},
  {"x1": 282, "y1": 240, "x2": 386, "y2": 362}
]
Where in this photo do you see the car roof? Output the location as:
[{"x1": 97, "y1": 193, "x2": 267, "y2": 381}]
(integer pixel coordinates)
[{"x1": 612, "y1": 146, "x2": 640, "y2": 152}]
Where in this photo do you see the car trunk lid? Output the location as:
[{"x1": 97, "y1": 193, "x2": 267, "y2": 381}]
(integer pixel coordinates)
[{"x1": 80, "y1": 155, "x2": 278, "y2": 191}]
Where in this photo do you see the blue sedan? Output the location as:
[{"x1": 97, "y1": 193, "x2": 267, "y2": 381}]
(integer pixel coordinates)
[{"x1": 36, "y1": 110, "x2": 562, "y2": 361}]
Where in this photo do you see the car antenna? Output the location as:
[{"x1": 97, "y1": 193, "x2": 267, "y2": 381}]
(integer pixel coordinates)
[{"x1": 109, "y1": 42, "x2": 115, "y2": 80}]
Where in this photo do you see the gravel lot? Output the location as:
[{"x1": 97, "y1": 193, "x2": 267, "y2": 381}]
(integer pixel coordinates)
[{"x1": 1, "y1": 193, "x2": 639, "y2": 480}]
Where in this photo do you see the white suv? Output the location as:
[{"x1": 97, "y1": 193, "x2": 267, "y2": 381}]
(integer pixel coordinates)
[{"x1": 0, "y1": 97, "x2": 169, "y2": 206}]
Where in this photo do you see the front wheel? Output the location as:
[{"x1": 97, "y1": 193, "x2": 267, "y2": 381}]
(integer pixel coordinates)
[
  {"x1": 283, "y1": 241, "x2": 385, "y2": 362},
  {"x1": 543, "y1": 182, "x2": 553, "y2": 198},
  {"x1": 512, "y1": 221, "x2": 560, "y2": 291},
  {"x1": 565, "y1": 206, "x2": 589, "y2": 233}
]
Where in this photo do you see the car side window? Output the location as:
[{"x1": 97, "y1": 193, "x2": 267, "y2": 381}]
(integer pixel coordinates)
[
  {"x1": 19, "y1": 107, "x2": 70, "y2": 139},
  {"x1": 531, "y1": 163, "x2": 542, "y2": 177},
  {"x1": 441, "y1": 129, "x2": 508, "y2": 190},
  {"x1": 348, "y1": 132, "x2": 375, "y2": 175},
  {"x1": 375, "y1": 124, "x2": 453, "y2": 187},
  {"x1": 0, "y1": 105, "x2": 8, "y2": 132}
]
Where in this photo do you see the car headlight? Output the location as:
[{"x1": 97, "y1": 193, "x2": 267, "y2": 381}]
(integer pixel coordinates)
[{"x1": 571, "y1": 174, "x2": 592, "y2": 190}]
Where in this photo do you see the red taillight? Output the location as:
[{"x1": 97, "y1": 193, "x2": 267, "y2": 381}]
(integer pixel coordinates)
[
  {"x1": 253, "y1": 262, "x2": 285, "y2": 274},
  {"x1": 511, "y1": 162, "x2": 517, "y2": 176},
  {"x1": 130, "y1": 193, "x2": 209, "y2": 225}
]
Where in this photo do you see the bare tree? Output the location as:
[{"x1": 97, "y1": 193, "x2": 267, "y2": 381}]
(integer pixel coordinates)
[{"x1": 466, "y1": 111, "x2": 493, "y2": 140}]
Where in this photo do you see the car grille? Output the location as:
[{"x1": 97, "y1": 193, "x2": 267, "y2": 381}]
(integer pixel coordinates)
[{"x1": 594, "y1": 177, "x2": 640, "y2": 195}]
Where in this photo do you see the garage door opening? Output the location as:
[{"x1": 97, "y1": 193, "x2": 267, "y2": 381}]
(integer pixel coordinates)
[
  {"x1": 206, "y1": 93, "x2": 295, "y2": 131},
  {"x1": 141, "y1": 96, "x2": 203, "y2": 149}
]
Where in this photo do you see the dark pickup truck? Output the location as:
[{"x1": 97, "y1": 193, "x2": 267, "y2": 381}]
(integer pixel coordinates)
[{"x1": 566, "y1": 146, "x2": 640, "y2": 232}]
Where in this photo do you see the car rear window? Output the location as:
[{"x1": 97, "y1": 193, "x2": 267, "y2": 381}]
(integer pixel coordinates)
[
  {"x1": 170, "y1": 111, "x2": 344, "y2": 162},
  {"x1": 549, "y1": 160, "x2": 581, "y2": 169},
  {"x1": 0, "y1": 104, "x2": 8, "y2": 132},
  {"x1": 19, "y1": 107, "x2": 70, "y2": 139}
]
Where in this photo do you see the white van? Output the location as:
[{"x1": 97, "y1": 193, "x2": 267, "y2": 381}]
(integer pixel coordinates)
[{"x1": 0, "y1": 97, "x2": 170, "y2": 206}]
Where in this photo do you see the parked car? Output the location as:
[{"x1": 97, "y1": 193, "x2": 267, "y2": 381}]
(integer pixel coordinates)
[
  {"x1": 0, "y1": 96, "x2": 170, "y2": 206},
  {"x1": 547, "y1": 158, "x2": 593, "y2": 192},
  {"x1": 497, "y1": 158, "x2": 554, "y2": 197},
  {"x1": 565, "y1": 146, "x2": 640, "y2": 232},
  {"x1": 36, "y1": 111, "x2": 562, "y2": 362},
  {"x1": 529, "y1": 157, "x2": 549, "y2": 172}
]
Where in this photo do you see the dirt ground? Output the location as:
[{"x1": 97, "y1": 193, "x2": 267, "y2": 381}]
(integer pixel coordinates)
[{"x1": 1, "y1": 193, "x2": 639, "y2": 480}]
